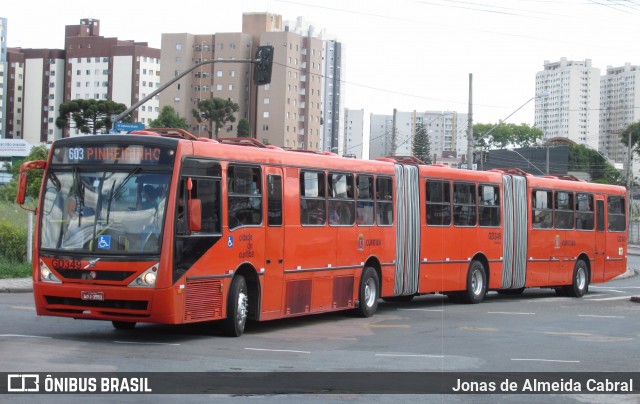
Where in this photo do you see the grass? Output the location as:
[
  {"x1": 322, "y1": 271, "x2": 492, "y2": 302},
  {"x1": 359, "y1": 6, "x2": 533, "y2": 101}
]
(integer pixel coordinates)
[
  {"x1": 0, "y1": 200, "x2": 33, "y2": 232},
  {"x1": 0, "y1": 201, "x2": 33, "y2": 278},
  {"x1": 0, "y1": 258, "x2": 32, "y2": 279}
]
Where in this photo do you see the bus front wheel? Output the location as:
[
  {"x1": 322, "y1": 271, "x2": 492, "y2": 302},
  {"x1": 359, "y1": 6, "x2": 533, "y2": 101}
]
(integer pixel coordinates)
[
  {"x1": 222, "y1": 275, "x2": 248, "y2": 337},
  {"x1": 462, "y1": 260, "x2": 487, "y2": 304},
  {"x1": 355, "y1": 267, "x2": 379, "y2": 317}
]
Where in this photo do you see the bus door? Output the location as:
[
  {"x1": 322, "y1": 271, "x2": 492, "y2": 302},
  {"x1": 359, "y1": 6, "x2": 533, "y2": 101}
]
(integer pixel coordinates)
[
  {"x1": 594, "y1": 197, "x2": 606, "y2": 283},
  {"x1": 262, "y1": 168, "x2": 285, "y2": 317}
]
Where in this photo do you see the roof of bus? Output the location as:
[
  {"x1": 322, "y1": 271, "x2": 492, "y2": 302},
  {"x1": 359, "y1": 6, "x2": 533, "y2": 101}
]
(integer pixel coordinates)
[{"x1": 54, "y1": 133, "x2": 627, "y2": 195}]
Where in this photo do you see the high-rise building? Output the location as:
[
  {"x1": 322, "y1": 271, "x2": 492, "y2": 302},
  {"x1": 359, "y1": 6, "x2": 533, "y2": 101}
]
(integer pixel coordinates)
[
  {"x1": 600, "y1": 63, "x2": 640, "y2": 178},
  {"x1": 159, "y1": 32, "x2": 252, "y2": 138},
  {"x1": 535, "y1": 58, "x2": 600, "y2": 149},
  {"x1": 1, "y1": 17, "x2": 7, "y2": 139},
  {"x1": 321, "y1": 39, "x2": 343, "y2": 155},
  {"x1": 159, "y1": 13, "x2": 328, "y2": 150},
  {"x1": 368, "y1": 110, "x2": 468, "y2": 162},
  {"x1": 64, "y1": 19, "x2": 161, "y2": 136},
  {"x1": 343, "y1": 108, "x2": 363, "y2": 159},
  {"x1": 6, "y1": 48, "x2": 65, "y2": 144}
]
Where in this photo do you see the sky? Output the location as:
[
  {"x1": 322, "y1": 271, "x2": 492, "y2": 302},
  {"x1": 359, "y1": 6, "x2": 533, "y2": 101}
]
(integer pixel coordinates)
[{"x1": 4, "y1": 0, "x2": 640, "y2": 127}]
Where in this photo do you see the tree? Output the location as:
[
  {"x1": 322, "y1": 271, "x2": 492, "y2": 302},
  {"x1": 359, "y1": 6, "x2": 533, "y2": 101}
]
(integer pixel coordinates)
[
  {"x1": 473, "y1": 122, "x2": 543, "y2": 149},
  {"x1": 149, "y1": 106, "x2": 189, "y2": 130},
  {"x1": 0, "y1": 144, "x2": 49, "y2": 203},
  {"x1": 56, "y1": 99, "x2": 128, "y2": 134},
  {"x1": 237, "y1": 118, "x2": 251, "y2": 137},
  {"x1": 192, "y1": 98, "x2": 239, "y2": 139},
  {"x1": 568, "y1": 144, "x2": 623, "y2": 185},
  {"x1": 412, "y1": 122, "x2": 432, "y2": 164}
]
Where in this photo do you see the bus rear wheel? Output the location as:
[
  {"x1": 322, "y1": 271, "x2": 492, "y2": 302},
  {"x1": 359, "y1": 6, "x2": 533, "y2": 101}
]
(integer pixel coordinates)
[
  {"x1": 462, "y1": 260, "x2": 487, "y2": 304},
  {"x1": 565, "y1": 259, "x2": 589, "y2": 298},
  {"x1": 355, "y1": 267, "x2": 379, "y2": 317},
  {"x1": 222, "y1": 275, "x2": 248, "y2": 337}
]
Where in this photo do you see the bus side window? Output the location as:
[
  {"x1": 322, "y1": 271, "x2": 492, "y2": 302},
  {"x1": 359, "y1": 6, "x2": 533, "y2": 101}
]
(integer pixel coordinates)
[
  {"x1": 300, "y1": 171, "x2": 326, "y2": 225},
  {"x1": 228, "y1": 165, "x2": 262, "y2": 230},
  {"x1": 479, "y1": 184, "x2": 500, "y2": 227},
  {"x1": 532, "y1": 189, "x2": 553, "y2": 229},
  {"x1": 376, "y1": 176, "x2": 393, "y2": 226}
]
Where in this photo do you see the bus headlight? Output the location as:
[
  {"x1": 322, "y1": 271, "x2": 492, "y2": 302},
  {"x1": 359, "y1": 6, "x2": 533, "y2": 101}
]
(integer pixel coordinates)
[
  {"x1": 40, "y1": 260, "x2": 61, "y2": 283},
  {"x1": 128, "y1": 264, "x2": 158, "y2": 288}
]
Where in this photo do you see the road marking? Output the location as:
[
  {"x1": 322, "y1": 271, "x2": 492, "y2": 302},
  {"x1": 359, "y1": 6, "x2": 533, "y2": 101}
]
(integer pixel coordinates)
[
  {"x1": 397, "y1": 308, "x2": 444, "y2": 312},
  {"x1": 578, "y1": 314, "x2": 624, "y2": 319},
  {"x1": 591, "y1": 286, "x2": 640, "y2": 290},
  {"x1": 367, "y1": 324, "x2": 411, "y2": 328},
  {"x1": 460, "y1": 326, "x2": 498, "y2": 332},
  {"x1": 11, "y1": 306, "x2": 35, "y2": 311},
  {"x1": 488, "y1": 311, "x2": 535, "y2": 315},
  {"x1": 376, "y1": 353, "x2": 444, "y2": 358},
  {"x1": 544, "y1": 332, "x2": 592, "y2": 336},
  {"x1": 245, "y1": 348, "x2": 310, "y2": 354},
  {"x1": 113, "y1": 341, "x2": 180, "y2": 346},
  {"x1": 0, "y1": 334, "x2": 51, "y2": 339},
  {"x1": 587, "y1": 296, "x2": 633, "y2": 301},
  {"x1": 512, "y1": 358, "x2": 580, "y2": 363}
]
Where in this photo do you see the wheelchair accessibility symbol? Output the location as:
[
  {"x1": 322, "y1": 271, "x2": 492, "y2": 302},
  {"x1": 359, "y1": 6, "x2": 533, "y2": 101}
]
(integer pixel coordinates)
[
  {"x1": 98, "y1": 235, "x2": 111, "y2": 249},
  {"x1": 227, "y1": 236, "x2": 234, "y2": 248}
]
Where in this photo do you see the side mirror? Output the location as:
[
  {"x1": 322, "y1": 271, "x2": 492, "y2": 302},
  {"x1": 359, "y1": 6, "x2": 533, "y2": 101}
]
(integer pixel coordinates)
[{"x1": 15, "y1": 160, "x2": 47, "y2": 206}]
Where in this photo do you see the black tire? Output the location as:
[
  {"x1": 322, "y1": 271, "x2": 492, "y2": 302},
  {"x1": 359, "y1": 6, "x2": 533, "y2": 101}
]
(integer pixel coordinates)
[
  {"x1": 461, "y1": 260, "x2": 487, "y2": 304},
  {"x1": 112, "y1": 321, "x2": 136, "y2": 330},
  {"x1": 497, "y1": 287, "x2": 525, "y2": 296},
  {"x1": 222, "y1": 275, "x2": 248, "y2": 337},
  {"x1": 565, "y1": 259, "x2": 589, "y2": 298},
  {"x1": 355, "y1": 267, "x2": 379, "y2": 317},
  {"x1": 382, "y1": 295, "x2": 415, "y2": 303}
]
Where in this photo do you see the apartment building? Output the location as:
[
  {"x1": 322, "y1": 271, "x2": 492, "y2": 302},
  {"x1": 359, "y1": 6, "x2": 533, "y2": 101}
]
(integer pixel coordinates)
[
  {"x1": 321, "y1": 39, "x2": 344, "y2": 155},
  {"x1": 254, "y1": 17, "x2": 324, "y2": 150},
  {"x1": 369, "y1": 109, "x2": 468, "y2": 162},
  {"x1": 1, "y1": 17, "x2": 6, "y2": 138},
  {"x1": 600, "y1": 63, "x2": 640, "y2": 177},
  {"x1": 535, "y1": 58, "x2": 600, "y2": 149},
  {"x1": 343, "y1": 108, "x2": 364, "y2": 159},
  {"x1": 6, "y1": 48, "x2": 65, "y2": 144},
  {"x1": 159, "y1": 13, "x2": 327, "y2": 149},
  {"x1": 64, "y1": 19, "x2": 160, "y2": 136}
]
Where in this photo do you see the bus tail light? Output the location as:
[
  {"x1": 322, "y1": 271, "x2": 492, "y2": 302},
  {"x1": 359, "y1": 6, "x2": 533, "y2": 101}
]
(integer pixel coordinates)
[
  {"x1": 128, "y1": 264, "x2": 159, "y2": 288},
  {"x1": 39, "y1": 259, "x2": 61, "y2": 283}
]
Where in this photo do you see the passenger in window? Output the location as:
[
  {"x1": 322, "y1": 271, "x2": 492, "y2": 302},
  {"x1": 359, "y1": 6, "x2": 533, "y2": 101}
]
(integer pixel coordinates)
[
  {"x1": 329, "y1": 202, "x2": 341, "y2": 224},
  {"x1": 139, "y1": 185, "x2": 158, "y2": 210}
]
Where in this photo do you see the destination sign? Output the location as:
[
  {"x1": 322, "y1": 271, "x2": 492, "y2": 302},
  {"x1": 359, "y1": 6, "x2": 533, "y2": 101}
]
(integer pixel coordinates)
[{"x1": 52, "y1": 144, "x2": 175, "y2": 165}]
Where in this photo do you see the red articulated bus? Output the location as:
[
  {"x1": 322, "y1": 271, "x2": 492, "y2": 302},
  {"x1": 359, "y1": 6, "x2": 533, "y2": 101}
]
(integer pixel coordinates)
[{"x1": 16, "y1": 129, "x2": 628, "y2": 336}]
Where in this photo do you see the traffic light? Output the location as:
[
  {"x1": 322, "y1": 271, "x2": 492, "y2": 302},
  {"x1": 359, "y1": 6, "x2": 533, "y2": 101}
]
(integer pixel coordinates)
[{"x1": 254, "y1": 45, "x2": 274, "y2": 85}]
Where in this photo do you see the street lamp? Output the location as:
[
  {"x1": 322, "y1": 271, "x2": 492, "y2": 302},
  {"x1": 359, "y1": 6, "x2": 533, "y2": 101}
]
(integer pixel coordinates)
[{"x1": 477, "y1": 91, "x2": 550, "y2": 170}]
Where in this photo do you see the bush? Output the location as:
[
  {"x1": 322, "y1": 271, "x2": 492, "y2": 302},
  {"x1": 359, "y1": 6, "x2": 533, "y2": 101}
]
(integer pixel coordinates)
[
  {"x1": 0, "y1": 259, "x2": 31, "y2": 279},
  {"x1": 0, "y1": 221, "x2": 27, "y2": 262}
]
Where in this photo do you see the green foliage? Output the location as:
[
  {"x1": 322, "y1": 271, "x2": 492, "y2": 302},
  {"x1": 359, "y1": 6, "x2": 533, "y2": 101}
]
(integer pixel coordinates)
[
  {"x1": 192, "y1": 98, "x2": 240, "y2": 139},
  {"x1": 149, "y1": 106, "x2": 189, "y2": 130},
  {"x1": 474, "y1": 122, "x2": 543, "y2": 149},
  {"x1": 0, "y1": 221, "x2": 27, "y2": 262},
  {"x1": 0, "y1": 259, "x2": 31, "y2": 279},
  {"x1": 56, "y1": 99, "x2": 128, "y2": 134},
  {"x1": 412, "y1": 122, "x2": 432, "y2": 164},
  {"x1": 568, "y1": 144, "x2": 624, "y2": 185},
  {"x1": 0, "y1": 144, "x2": 49, "y2": 203},
  {"x1": 237, "y1": 118, "x2": 251, "y2": 137},
  {"x1": 620, "y1": 121, "x2": 640, "y2": 155}
]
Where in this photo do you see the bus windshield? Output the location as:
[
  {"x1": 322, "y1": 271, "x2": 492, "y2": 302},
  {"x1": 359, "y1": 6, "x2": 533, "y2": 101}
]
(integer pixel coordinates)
[{"x1": 40, "y1": 168, "x2": 171, "y2": 255}]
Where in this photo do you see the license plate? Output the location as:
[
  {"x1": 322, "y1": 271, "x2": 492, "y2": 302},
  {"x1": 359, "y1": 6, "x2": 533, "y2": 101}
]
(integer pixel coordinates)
[{"x1": 81, "y1": 291, "x2": 104, "y2": 301}]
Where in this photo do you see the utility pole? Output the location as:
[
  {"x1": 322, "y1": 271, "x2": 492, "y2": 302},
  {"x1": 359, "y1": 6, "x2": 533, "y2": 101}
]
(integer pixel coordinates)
[{"x1": 466, "y1": 73, "x2": 474, "y2": 170}]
